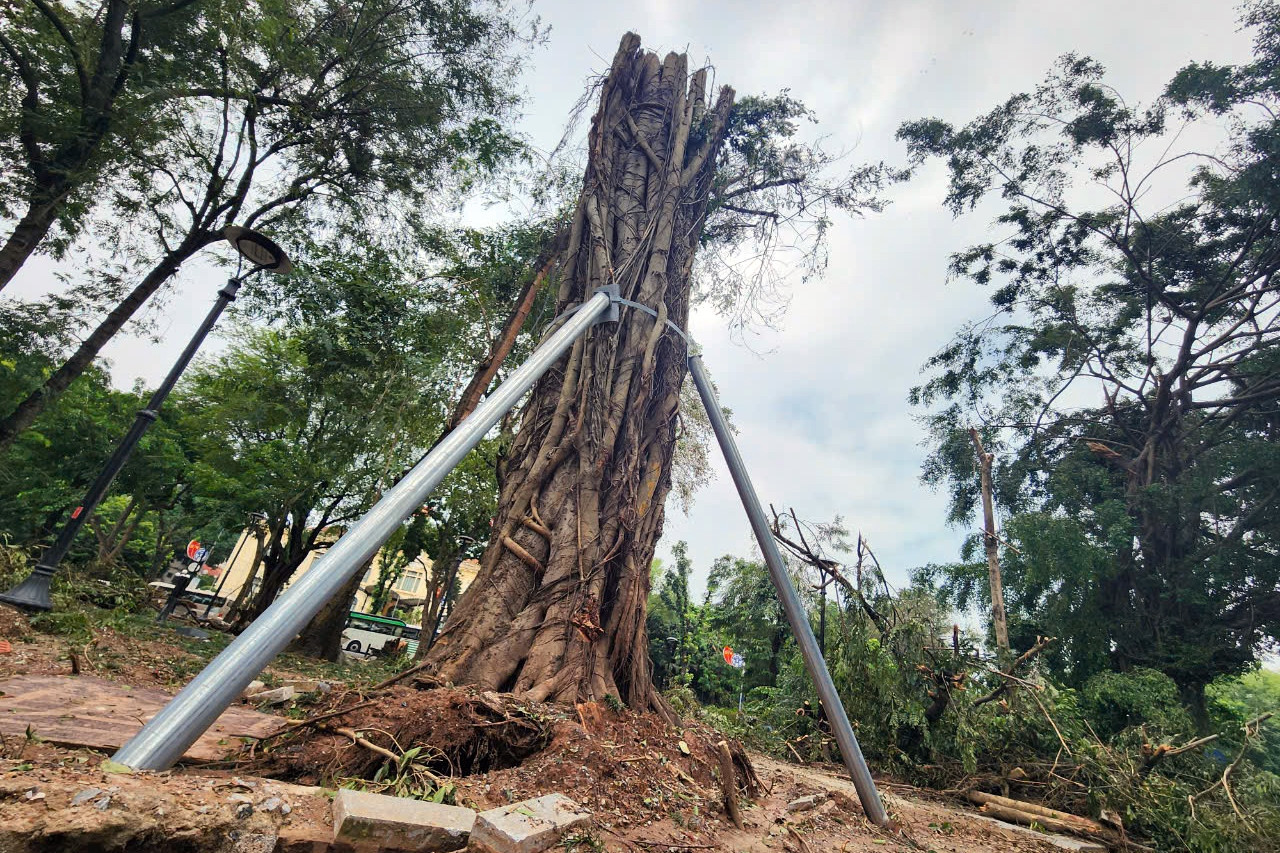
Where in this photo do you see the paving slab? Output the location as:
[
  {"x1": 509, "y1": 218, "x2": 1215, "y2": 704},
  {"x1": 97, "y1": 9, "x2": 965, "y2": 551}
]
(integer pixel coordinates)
[
  {"x1": 470, "y1": 794, "x2": 591, "y2": 853},
  {"x1": 0, "y1": 675, "x2": 284, "y2": 762},
  {"x1": 332, "y1": 788, "x2": 475, "y2": 852}
]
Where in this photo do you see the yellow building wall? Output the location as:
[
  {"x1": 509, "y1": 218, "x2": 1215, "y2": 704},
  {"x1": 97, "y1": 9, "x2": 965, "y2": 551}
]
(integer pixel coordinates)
[{"x1": 209, "y1": 528, "x2": 477, "y2": 620}]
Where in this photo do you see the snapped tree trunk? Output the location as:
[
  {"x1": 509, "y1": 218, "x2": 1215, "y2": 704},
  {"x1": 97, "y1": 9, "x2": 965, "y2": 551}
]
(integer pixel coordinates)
[
  {"x1": 970, "y1": 428, "x2": 1010, "y2": 653},
  {"x1": 425, "y1": 33, "x2": 735, "y2": 719}
]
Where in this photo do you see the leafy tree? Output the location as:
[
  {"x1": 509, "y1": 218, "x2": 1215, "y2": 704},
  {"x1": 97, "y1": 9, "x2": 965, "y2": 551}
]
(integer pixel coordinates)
[
  {"x1": 0, "y1": 337, "x2": 195, "y2": 576},
  {"x1": 0, "y1": 0, "x2": 222, "y2": 289},
  {"x1": 181, "y1": 242, "x2": 456, "y2": 631},
  {"x1": 706, "y1": 554, "x2": 790, "y2": 693},
  {"x1": 900, "y1": 3, "x2": 1280, "y2": 729},
  {"x1": 0, "y1": 0, "x2": 533, "y2": 451}
]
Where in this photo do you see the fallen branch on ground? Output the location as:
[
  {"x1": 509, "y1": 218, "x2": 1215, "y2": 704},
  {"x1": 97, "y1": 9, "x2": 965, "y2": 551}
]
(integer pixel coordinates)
[{"x1": 967, "y1": 791, "x2": 1103, "y2": 832}]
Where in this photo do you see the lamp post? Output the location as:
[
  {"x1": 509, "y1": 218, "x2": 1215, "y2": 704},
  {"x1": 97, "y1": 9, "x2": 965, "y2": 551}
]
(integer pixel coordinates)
[{"x1": 0, "y1": 226, "x2": 290, "y2": 612}]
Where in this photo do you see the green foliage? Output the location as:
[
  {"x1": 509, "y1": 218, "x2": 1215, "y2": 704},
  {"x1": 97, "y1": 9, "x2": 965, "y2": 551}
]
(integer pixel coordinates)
[
  {"x1": 898, "y1": 1, "x2": 1280, "y2": 717},
  {"x1": 1082, "y1": 668, "x2": 1195, "y2": 740},
  {"x1": 648, "y1": 532, "x2": 1280, "y2": 851}
]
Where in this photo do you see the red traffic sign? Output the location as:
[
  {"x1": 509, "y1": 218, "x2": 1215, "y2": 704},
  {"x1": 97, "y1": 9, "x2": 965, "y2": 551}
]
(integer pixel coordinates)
[
  {"x1": 723, "y1": 645, "x2": 734, "y2": 665},
  {"x1": 186, "y1": 539, "x2": 202, "y2": 560}
]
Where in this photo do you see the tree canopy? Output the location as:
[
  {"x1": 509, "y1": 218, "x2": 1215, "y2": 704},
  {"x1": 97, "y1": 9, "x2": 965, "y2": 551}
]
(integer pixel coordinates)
[{"x1": 900, "y1": 1, "x2": 1280, "y2": 727}]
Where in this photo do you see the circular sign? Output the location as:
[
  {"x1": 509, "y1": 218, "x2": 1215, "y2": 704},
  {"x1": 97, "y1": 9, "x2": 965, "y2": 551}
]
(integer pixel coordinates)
[
  {"x1": 186, "y1": 539, "x2": 202, "y2": 560},
  {"x1": 723, "y1": 645, "x2": 734, "y2": 665},
  {"x1": 193, "y1": 547, "x2": 208, "y2": 563}
]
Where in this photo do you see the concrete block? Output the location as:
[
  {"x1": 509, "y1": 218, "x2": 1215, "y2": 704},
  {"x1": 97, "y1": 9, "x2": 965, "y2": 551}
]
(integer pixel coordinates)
[
  {"x1": 786, "y1": 794, "x2": 825, "y2": 812},
  {"x1": 248, "y1": 686, "x2": 296, "y2": 705},
  {"x1": 470, "y1": 794, "x2": 592, "y2": 853},
  {"x1": 332, "y1": 788, "x2": 475, "y2": 852}
]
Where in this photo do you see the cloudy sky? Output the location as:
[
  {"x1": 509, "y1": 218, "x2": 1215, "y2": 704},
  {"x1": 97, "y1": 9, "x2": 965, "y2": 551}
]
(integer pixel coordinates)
[{"x1": 16, "y1": 0, "x2": 1255, "y2": 593}]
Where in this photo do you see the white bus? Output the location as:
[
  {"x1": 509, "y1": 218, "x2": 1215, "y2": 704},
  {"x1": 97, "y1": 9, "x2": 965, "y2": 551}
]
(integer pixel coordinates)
[{"x1": 341, "y1": 612, "x2": 409, "y2": 657}]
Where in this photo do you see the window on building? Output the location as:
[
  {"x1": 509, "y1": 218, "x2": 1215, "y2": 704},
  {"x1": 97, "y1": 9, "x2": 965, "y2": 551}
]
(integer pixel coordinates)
[{"x1": 399, "y1": 574, "x2": 422, "y2": 594}]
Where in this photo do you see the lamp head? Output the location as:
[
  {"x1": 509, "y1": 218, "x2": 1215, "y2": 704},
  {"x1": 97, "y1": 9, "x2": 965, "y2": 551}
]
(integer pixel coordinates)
[{"x1": 223, "y1": 226, "x2": 291, "y2": 275}]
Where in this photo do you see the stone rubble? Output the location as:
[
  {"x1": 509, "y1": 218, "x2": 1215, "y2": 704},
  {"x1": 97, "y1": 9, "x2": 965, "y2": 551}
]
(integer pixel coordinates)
[{"x1": 470, "y1": 793, "x2": 592, "y2": 853}]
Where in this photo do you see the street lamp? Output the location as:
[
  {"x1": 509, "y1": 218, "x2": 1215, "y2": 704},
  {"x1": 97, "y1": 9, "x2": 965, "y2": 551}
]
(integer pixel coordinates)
[{"x1": 0, "y1": 226, "x2": 290, "y2": 611}]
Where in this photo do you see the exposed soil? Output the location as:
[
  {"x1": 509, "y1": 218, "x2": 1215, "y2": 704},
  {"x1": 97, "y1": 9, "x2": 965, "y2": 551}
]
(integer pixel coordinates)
[{"x1": 0, "y1": 611, "x2": 1085, "y2": 852}]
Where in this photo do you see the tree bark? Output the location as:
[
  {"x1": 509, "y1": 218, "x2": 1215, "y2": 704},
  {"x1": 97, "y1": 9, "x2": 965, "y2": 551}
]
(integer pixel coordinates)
[
  {"x1": 0, "y1": 195, "x2": 66, "y2": 291},
  {"x1": 970, "y1": 428, "x2": 1010, "y2": 653},
  {"x1": 425, "y1": 34, "x2": 735, "y2": 719}
]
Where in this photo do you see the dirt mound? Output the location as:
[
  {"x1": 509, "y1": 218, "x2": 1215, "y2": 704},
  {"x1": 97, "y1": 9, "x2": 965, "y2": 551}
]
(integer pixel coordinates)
[{"x1": 261, "y1": 682, "x2": 759, "y2": 827}]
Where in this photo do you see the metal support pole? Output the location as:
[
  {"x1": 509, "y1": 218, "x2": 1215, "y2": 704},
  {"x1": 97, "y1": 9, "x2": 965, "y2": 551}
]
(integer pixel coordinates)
[
  {"x1": 686, "y1": 354, "x2": 890, "y2": 826},
  {"x1": 112, "y1": 291, "x2": 615, "y2": 770},
  {"x1": 0, "y1": 276, "x2": 248, "y2": 612}
]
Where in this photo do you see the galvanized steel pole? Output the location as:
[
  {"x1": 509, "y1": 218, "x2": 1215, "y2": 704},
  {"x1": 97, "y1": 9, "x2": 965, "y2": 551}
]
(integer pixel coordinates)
[
  {"x1": 686, "y1": 354, "x2": 890, "y2": 826},
  {"x1": 112, "y1": 291, "x2": 615, "y2": 770}
]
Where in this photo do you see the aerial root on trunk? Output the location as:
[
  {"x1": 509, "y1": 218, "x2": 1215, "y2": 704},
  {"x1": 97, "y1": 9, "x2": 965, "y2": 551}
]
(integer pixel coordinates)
[{"x1": 501, "y1": 535, "x2": 544, "y2": 574}]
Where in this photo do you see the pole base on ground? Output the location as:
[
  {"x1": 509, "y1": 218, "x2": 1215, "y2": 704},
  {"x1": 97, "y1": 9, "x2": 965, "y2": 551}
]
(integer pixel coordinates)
[{"x1": 0, "y1": 566, "x2": 55, "y2": 612}]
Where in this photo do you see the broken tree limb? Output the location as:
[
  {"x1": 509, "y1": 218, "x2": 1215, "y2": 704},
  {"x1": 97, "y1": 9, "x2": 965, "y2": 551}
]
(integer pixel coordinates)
[
  {"x1": 1140, "y1": 732, "x2": 1221, "y2": 777},
  {"x1": 966, "y1": 791, "x2": 1104, "y2": 832},
  {"x1": 972, "y1": 799, "x2": 1107, "y2": 838},
  {"x1": 716, "y1": 740, "x2": 744, "y2": 829},
  {"x1": 974, "y1": 636, "x2": 1055, "y2": 707}
]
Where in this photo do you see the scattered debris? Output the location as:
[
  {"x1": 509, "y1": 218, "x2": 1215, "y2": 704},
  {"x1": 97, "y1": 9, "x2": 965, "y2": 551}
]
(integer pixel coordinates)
[
  {"x1": 246, "y1": 685, "x2": 296, "y2": 706},
  {"x1": 786, "y1": 793, "x2": 826, "y2": 812},
  {"x1": 71, "y1": 787, "x2": 104, "y2": 806},
  {"x1": 282, "y1": 679, "x2": 331, "y2": 695}
]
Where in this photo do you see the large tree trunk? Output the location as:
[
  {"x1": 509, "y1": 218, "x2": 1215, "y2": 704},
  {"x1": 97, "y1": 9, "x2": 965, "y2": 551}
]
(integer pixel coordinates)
[{"x1": 425, "y1": 34, "x2": 734, "y2": 719}]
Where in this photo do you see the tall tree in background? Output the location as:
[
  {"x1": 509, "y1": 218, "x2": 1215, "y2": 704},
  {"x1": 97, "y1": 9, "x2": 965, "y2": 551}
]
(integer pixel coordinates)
[
  {"x1": 0, "y1": 0, "x2": 530, "y2": 451},
  {"x1": 0, "y1": 0, "x2": 216, "y2": 289},
  {"x1": 425, "y1": 33, "x2": 893, "y2": 716},
  {"x1": 902, "y1": 1, "x2": 1280, "y2": 728}
]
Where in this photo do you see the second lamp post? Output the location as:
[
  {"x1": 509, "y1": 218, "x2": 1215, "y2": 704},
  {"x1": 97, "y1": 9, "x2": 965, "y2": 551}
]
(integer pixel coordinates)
[{"x1": 0, "y1": 226, "x2": 290, "y2": 611}]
